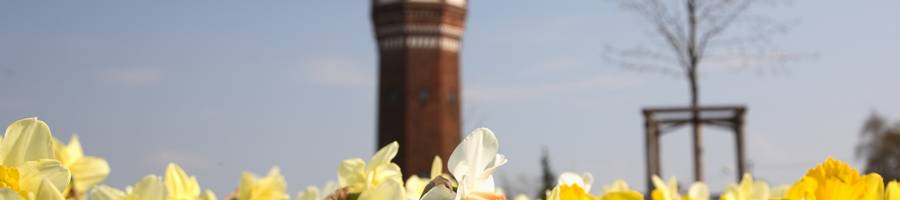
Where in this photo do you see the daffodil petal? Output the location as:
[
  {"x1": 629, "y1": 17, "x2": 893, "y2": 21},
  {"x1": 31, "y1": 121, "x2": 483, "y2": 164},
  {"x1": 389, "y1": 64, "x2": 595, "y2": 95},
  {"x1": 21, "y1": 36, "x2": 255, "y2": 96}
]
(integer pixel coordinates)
[
  {"x1": 557, "y1": 172, "x2": 590, "y2": 191},
  {"x1": 71, "y1": 156, "x2": 110, "y2": 192},
  {"x1": 0, "y1": 188, "x2": 25, "y2": 200},
  {"x1": 1, "y1": 118, "x2": 55, "y2": 166},
  {"x1": 296, "y1": 186, "x2": 319, "y2": 200},
  {"x1": 35, "y1": 178, "x2": 65, "y2": 200},
  {"x1": 242, "y1": 167, "x2": 289, "y2": 200},
  {"x1": 63, "y1": 135, "x2": 85, "y2": 164},
  {"x1": 131, "y1": 175, "x2": 166, "y2": 200},
  {"x1": 406, "y1": 175, "x2": 432, "y2": 200},
  {"x1": 430, "y1": 156, "x2": 443, "y2": 179},
  {"x1": 91, "y1": 185, "x2": 126, "y2": 200},
  {"x1": 200, "y1": 189, "x2": 217, "y2": 200},
  {"x1": 687, "y1": 182, "x2": 709, "y2": 200},
  {"x1": 165, "y1": 163, "x2": 200, "y2": 199},
  {"x1": 372, "y1": 163, "x2": 403, "y2": 186},
  {"x1": 887, "y1": 181, "x2": 900, "y2": 200},
  {"x1": 237, "y1": 172, "x2": 255, "y2": 200},
  {"x1": 18, "y1": 159, "x2": 70, "y2": 194},
  {"x1": 338, "y1": 158, "x2": 366, "y2": 192},
  {"x1": 448, "y1": 128, "x2": 499, "y2": 180},
  {"x1": 420, "y1": 183, "x2": 456, "y2": 200},
  {"x1": 601, "y1": 191, "x2": 643, "y2": 200},
  {"x1": 769, "y1": 185, "x2": 790, "y2": 199},
  {"x1": 366, "y1": 142, "x2": 399, "y2": 172},
  {"x1": 358, "y1": 178, "x2": 406, "y2": 200},
  {"x1": 650, "y1": 176, "x2": 673, "y2": 200},
  {"x1": 748, "y1": 181, "x2": 769, "y2": 200},
  {"x1": 861, "y1": 173, "x2": 884, "y2": 200}
]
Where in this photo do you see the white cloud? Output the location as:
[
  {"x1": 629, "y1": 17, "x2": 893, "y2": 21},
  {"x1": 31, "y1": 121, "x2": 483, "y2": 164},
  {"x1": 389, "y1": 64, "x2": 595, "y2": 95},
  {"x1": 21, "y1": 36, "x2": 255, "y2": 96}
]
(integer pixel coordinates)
[
  {"x1": 99, "y1": 67, "x2": 162, "y2": 86},
  {"x1": 300, "y1": 58, "x2": 373, "y2": 88}
]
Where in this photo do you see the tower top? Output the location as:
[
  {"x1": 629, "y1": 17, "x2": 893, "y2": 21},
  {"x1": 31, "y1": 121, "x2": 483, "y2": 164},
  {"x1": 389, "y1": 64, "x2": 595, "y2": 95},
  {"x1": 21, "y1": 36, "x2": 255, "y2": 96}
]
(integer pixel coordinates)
[{"x1": 373, "y1": 0, "x2": 466, "y2": 8}]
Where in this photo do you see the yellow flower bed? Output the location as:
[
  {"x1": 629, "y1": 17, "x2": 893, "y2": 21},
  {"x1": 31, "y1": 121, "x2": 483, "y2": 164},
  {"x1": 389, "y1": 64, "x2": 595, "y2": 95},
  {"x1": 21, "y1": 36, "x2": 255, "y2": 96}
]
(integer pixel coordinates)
[{"x1": 1, "y1": 117, "x2": 898, "y2": 200}]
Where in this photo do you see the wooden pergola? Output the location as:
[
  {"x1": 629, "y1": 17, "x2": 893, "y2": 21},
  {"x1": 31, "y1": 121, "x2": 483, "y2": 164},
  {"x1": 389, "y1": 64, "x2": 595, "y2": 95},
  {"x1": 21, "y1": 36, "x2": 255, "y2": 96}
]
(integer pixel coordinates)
[{"x1": 642, "y1": 105, "x2": 747, "y2": 193}]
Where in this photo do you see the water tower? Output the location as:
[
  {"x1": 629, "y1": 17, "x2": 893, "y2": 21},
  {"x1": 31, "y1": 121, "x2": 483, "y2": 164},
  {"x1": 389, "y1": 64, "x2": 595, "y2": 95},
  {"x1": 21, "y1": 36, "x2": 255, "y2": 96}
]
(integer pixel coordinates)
[{"x1": 371, "y1": 0, "x2": 467, "y2": 177}]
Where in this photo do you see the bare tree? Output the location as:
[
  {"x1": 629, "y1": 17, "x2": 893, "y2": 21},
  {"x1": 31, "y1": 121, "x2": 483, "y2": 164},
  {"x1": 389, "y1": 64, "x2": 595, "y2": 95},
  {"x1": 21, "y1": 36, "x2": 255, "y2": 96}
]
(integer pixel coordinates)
[
  {"x1": 857, "y1": 112, "x2": 900, "y2": 182},
  {"x1": 607, "y1": 0, "x2": 796, "y2": 182}
]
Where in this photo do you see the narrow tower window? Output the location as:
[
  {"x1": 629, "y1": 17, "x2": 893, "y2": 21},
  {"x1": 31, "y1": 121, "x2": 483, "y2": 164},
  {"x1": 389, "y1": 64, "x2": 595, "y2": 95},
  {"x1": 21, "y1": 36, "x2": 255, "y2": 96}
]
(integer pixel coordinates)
[{"x1": 418, "y1": 89, "x2": 430, "y2": 103}]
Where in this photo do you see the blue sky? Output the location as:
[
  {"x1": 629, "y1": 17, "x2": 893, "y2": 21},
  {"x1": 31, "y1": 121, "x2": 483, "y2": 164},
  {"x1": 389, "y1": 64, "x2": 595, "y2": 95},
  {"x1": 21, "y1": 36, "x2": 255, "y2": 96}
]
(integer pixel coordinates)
[{"x1": 2, "y1": 0, "x2": 900, "y2": 196}]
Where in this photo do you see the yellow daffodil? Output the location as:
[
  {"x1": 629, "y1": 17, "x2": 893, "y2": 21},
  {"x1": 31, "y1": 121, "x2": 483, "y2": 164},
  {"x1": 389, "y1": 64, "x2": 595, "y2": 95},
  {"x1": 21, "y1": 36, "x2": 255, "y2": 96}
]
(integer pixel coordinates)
[
  {"x1": 599, "y1": 180, "x2": 643, "y2": 200},
  {"x1": 296, "y1": 181, "x2": 335, "y2": 200},
  {"x1": 236, "y1": 167, "x2": 289, "y2": 200},
  {"x1": 0, "y1": 118, "x2": 72, "y2": 200},
  {"x1": 165, "y1": 163, "x2": 216, "y2": 200},
  {"x1": 406, "y1": 156, "x2": 443, "y2": 200},
  {"x1": 547, "y1": 172, "x2": 597, "y2": 200},
  {"x1": 651, "y1": 176, "x2": 709, "y2": 200},
  {"x1": 91, "y1": 164, "x2": 214, "y2": 200},
  {"x1": 422, "y1": 128, "x2": 507, "y2": 200},
  {"x1": 719, "y1": 174, "x2": 769, "y2": 200},
  {"x1": 53, "y1": 134, "x2": 111, "y2": 197},
  {"x1": 886, "y1": 181, "x2": 899, "y2": 200},
  {"x1": 651, "y1": 176, "x2": 680, "y2": 200},
  {"x1": 338, "y1": 141, "x2": 405, "y2": 199},
  {"x1": 786, "y1": 157, "x2": 884, "y2": 200},
  {"x1": 91, "y1": 175, "x2": 167, "y2": 200}
]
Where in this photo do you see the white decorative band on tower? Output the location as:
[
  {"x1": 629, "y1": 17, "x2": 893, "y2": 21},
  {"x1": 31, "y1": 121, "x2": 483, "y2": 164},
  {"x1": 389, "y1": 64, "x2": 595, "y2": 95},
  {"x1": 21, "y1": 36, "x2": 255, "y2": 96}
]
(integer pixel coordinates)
[
  {"x1": 376, "y1": 24, "x2": 464, "y2": 37},
  {"x1": 376, "y1": 0, "x2": 466, "y2": 8},
  {"x1": 379, "y1": 36, "x2": 460, "y2": 52}
]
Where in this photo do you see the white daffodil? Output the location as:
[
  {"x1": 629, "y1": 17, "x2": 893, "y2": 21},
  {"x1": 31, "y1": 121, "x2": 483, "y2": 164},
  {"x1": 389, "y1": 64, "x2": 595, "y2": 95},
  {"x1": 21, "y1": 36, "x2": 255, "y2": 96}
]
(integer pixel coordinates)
[
  {"x1": 0, "y1": 118, "x2": 72, "y2": 200},
  {"x1": 422, "y1": 128, "x2": 507, "y2": 200}
]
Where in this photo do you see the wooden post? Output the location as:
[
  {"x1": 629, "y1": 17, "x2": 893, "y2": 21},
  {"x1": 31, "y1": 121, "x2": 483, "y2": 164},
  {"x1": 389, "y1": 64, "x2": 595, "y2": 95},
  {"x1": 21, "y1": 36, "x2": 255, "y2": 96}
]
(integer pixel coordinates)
[
  {"x1": 734, "y1": 108, "x2": 747, "y2": 181},
  {"x1": 644, "y1": 111, "x2": 660, "y2": 193}
]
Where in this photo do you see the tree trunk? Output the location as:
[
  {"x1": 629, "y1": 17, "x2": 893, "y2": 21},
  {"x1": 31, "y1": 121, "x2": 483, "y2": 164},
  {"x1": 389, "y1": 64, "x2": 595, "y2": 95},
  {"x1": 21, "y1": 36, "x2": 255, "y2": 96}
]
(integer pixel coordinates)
[
  {"x1": 689, "y1": 69, "x2": 703, "y2": 182},
  {"x1": 686, "y1": 0, "x2": 704, "y2": 183}
]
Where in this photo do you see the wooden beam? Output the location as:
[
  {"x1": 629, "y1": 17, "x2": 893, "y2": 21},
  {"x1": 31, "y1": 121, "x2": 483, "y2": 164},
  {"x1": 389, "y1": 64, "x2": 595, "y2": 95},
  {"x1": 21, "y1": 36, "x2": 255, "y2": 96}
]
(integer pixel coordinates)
[
  {"x1": 644, "y1": 112, "x2": 661, "y2": 193},
  {"x1": 642, "y1": 105, "x2": 746, "y2": 113}
]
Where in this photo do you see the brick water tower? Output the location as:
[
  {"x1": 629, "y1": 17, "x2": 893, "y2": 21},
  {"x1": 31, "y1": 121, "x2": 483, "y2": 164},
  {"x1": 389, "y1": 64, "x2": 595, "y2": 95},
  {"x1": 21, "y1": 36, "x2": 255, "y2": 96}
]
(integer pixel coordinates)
[{"x1": 371, "y1": 0, "x2": 466, "y2": 177}]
